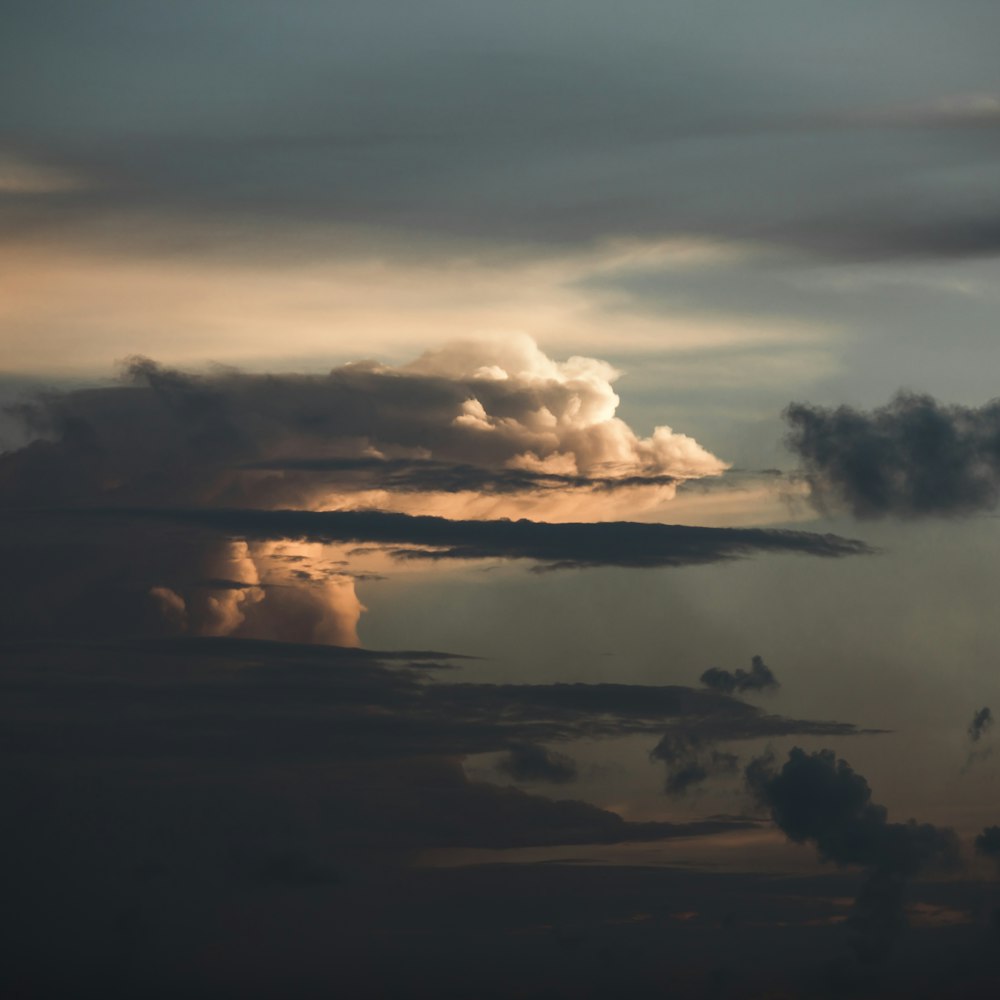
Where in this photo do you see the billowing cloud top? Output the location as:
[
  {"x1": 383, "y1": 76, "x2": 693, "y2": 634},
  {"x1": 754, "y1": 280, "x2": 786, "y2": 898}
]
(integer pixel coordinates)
[{"x1": 4, "y1": 334, "x2": 725, "y2": 521}]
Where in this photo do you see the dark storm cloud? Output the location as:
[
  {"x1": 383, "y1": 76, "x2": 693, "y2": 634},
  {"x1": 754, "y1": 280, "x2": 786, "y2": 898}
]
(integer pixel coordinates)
[
  {"x1": 700, "y1": 655, "x2": 779, "y2": 696},
  {"x1": 81, "y1": 506, "x2": 873, "y2": 570},
  {"x1": 496, "y1": 744, "x2": 578, "y2": 785},
  {"x1": 746, "y1": 748, "x2": 959, "y2": 963},
  {"x1": 784, "y1": 392, "x2": 1000, "y2": 518}
]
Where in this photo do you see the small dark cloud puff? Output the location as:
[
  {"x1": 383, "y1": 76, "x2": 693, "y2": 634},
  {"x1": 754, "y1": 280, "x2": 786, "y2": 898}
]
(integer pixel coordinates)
[
  {"x1": 650, "y1": 732, "x2": 740, "y2": 797},
  {"x1": 700, "y1": 655, "x2": 778, "y2": 696}
]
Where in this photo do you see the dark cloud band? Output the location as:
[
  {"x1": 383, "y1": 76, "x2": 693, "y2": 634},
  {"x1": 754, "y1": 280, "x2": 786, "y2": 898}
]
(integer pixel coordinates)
[{"x1": 69, "y1": 506, "x2": 874, "y2": 570}]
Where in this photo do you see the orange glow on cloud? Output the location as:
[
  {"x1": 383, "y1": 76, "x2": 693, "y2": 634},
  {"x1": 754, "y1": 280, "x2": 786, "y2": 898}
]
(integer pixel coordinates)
[{"x1": 0, "y1": 227, "x2": 833, "y2": 380}]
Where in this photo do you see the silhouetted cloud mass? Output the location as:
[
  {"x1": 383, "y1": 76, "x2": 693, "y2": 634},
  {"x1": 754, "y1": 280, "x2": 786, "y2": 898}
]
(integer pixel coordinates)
[
  {"x1": 785, "y1": 392, "x2": 1000, "y2": 518},
  {"x1": 700, "y1": 655, "x2": 779, "y2": 696},
  {"x1": 2, "y1": 638, "x2": 791, "y2": 855},
  {"x1": 746, "y1": 748, "x2": 959, "y2": 963}
]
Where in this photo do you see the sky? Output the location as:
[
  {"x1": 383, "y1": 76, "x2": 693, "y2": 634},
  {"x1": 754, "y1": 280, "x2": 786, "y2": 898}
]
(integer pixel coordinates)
[{"x1": 3, "y1": 3, "x2": 1000, "y2": 997}]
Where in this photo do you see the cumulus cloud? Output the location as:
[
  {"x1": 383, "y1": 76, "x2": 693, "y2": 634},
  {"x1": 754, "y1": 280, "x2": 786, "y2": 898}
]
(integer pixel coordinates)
[
  {"x1": 700, "y1": 655, "x2": 779, "y2": 696},
  {"x1": 2, "y1": 335, "x2": 725, "y2": 520},
  {"x1": 0, "y1": 337, "x2": 733, "y2": 642},
  {"x1": 746, "y1": 748, "x2": 959, "y2": 963},
  {"x1": 148, "y1": 586, "x2": 187, "y2": 630},
  {"x1": 784, "y1": 392, "x2": 1000, "y2": 518}
]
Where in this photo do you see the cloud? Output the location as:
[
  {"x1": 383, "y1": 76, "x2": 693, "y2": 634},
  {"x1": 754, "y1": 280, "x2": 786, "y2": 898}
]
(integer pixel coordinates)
[
  {"x1": 784, "y1": 391, "x2": 1000, "y2": 518},
  {"x1": 968, "y1": 707, "x2": 993, "y2": 743},
  {"x1": 242, "y1": 455, "x2": 681, "y2": 495},
  {"x1": 0, "y1": 636, "x2": 877, "y2": 994},
  {"x1": 965, "y1": 707, "x2": 995, "y2": 772},
  {"x1": 700, "y1": 655, "x2": 779, "y2": 696},
  {"x1": 2, "y1": 337, "x2": 724, "y2": 519},
  {"x1": 650, "y1": 733, "x2": 740, "y2": 797},
  {"x1": 746, "y1": 748, "x2": 959, "y2": 963},
  {"x1": 1, "y1": 636, "x2": 844, "y2": 855},
  {"x1": 83, "y1": 506, "x2": 873, "y2": 570},
  {"x1": 0, "y1": 636, "x2": 872, "y2": 769},
  {"x1": 651, "y1": 659, "x2": 783, "y2": 796},
  {"x1": 496, "y1": 744, "x2": 578, "y2": 785},
  {"x1": 0, "y1": 150, "x2": 84, "y2": 194},
  {"x1": 0, "y1": 337, "x2": 733, "y2": 643},
  {"x1": 832, "y1": 93, "x2": 1000, "y2": 130}
]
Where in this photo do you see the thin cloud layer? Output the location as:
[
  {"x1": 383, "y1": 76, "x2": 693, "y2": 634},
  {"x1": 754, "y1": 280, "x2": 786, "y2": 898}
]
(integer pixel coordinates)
[
  {"x1": 5, "y1": 3, "x2": 1000, "y2": 265},
  {"x1": 785, "y1": 392, "x2": 1000, "y2": 518},
  {"x1": 85, "y1": 507, "x2": 873, "y2": 571},
  {"x1": 0, "y1": 337, "x2": 870, "y2": 650},
  {"x1": 964, "y1": 706, "x2": 994, "y2": 772}
]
